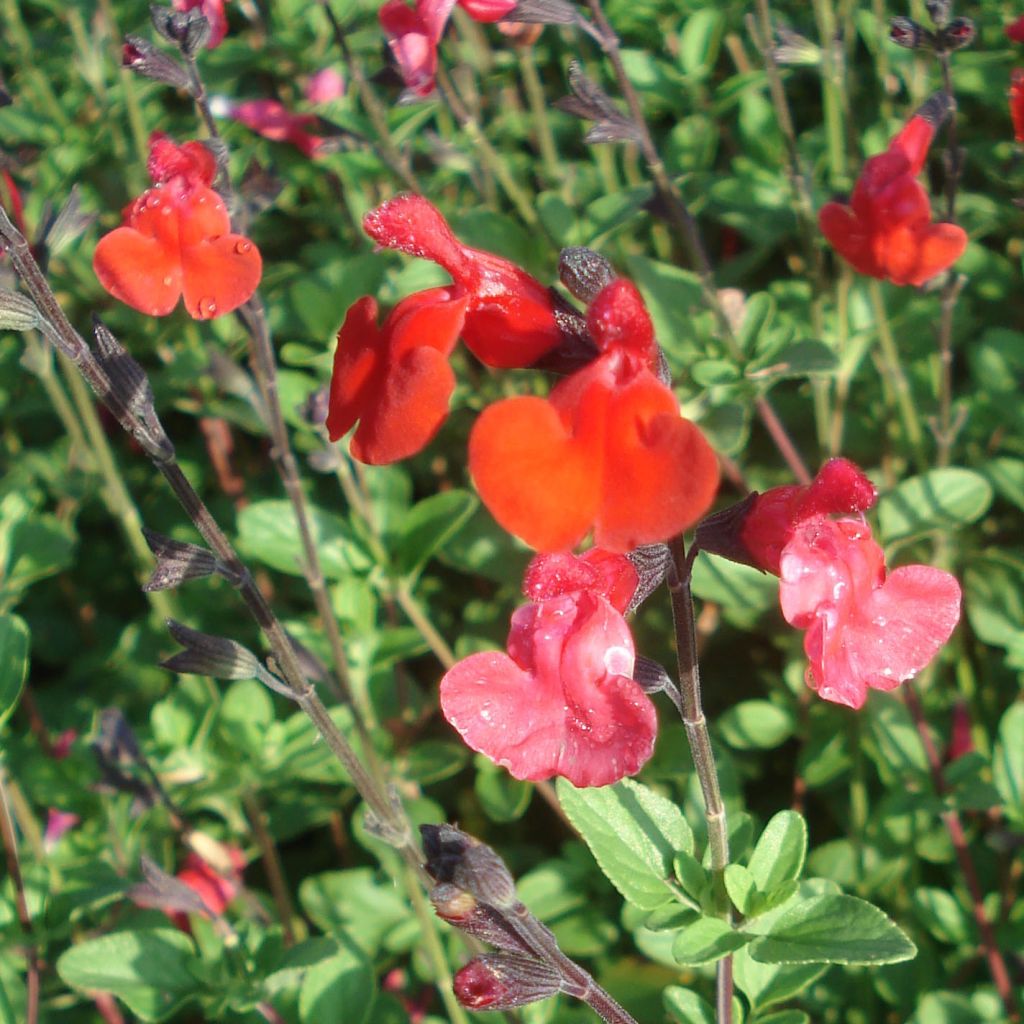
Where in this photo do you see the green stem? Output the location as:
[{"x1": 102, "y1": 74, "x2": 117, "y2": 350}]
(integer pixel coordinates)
[
  {"x1": 812, "y1": 0, "x2": 849, "y2": 188},
  {"x1": 868, "y1": 280, "x2": 927, "y2": 469},
  {"x1": 518, "y1": 45, "x2": 562, "y2": 189}
]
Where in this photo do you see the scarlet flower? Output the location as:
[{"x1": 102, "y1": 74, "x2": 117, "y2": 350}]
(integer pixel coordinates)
[
  {"x1": 167, "y1": 848, "x2": 246, "y2": 930},
  {"x1": 469, "y1": 279, "x2": 719, "y2": 552},
  {"x1": 1011, "y1": 70, "x2": 1024, "y2": 143},
  {"x1": 211, "y1": 97, "x2": 328, "y2": 158},
  {"x1": 818, "y1": 99, "x2": 967, "y2": 286},
  {"x1": 779, "y1": 516, "x2": 961, "y2": 709},
  {"x1": 173, "y1": 0, "x2": 228, "y2": 48},
  {"x1": 326, "y1": 288, "x2": 468, "y2": 464},
  {"x1": 1008, "y1": 15, "x2": 1024, "y2": 43},
  {"x1": 440, "y1": 549, "x2": 657, "y2": 787},
  {"x1": 740, "y1": 458, "x2": 878, "y2": 574},
  {"x1": 363, "y1": 194, "x2": 560, "y2": 367},
  {"x1": 380, "y1": 0, "x2": 515, "y2": 97},
  {"x1": 93, "y1": 134, "x2": 261, "y2": 319}
]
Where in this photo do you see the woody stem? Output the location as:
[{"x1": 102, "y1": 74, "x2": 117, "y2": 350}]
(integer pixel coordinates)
[
  {"x1": 584, "y1": 0, "x2": 810, "y2": 485},
  {"x1": 667, "y1": 537, "x2": 732, "y2": 1024}
]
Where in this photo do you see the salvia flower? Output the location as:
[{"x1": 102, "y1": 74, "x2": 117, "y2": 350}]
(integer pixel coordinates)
[
  {"x1": 1008, "y1": 14, "x2": 1024, "y2": 43},
  {"x1": 305, "y1": 68, "x2": 346, "y2": 104},
  {"x1": 326, "y1": 288, "x2": 468, "y2": 463},
  {"x1": 440, "y1": 548, "x2": 657, "y2": 787},
  {"x1": 818, "y1": 96, "x2": 967, "y2": 286},
  {"x1": 210, "y1": 96, "x2": 328, "y2": 158},
  {"x1": 363, "y1": 193, "x2": 561, "y2": 367},
  {"x1": 44, "y1": 809, "x2": 80, "y2": 851},
  {"x1": 380, "y1": 0, "x2": 516, "y2": 98},
  {"x1": 454, "y1": 954, "x2": 562, "y2": 1011},
  {"x1": 779, "y1": 516, "x2": 961, "y2": 709},
  {"x1": 93, "y1": 134, "x2": 261, "y2": 319},
  {"x1": 469, "y1": 279, "x2": 719, "y2": 552},
  {"x1": 162, "y1": 847, "x2": 246, "y2": 931},
  {"x1": 1011, "y1": 71, "x2": 1024, "y2": 143}
]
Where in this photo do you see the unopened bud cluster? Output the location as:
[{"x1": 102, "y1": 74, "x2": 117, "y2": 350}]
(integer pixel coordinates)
[{"x1": 890, "y1": 0, "x2": 974, "y2": 53}]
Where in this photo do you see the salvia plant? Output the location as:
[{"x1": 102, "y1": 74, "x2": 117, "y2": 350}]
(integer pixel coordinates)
[{"x1": 0, "y1": 0, "x2": 1021, "y2": 1022}]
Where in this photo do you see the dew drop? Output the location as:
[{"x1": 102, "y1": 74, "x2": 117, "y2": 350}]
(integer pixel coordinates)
[
  {"x1": 197, "y1": 296, "x2": 218, "y2": 317},
  {"x1": 162, "y1": 275, "x2": 173, "y2": 287},
  {"x1": 234, "y1": 240, "x2": 252, "y2": 255}
]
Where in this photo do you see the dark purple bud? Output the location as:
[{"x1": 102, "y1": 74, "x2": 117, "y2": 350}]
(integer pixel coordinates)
[
  {"x1": 421, "y1": 825, "x2": 517, "y2": 909},
  {"x1": 632, "y1": 655, "x2": 683, "y2": 717},
  {"x1": 150, "y1": 4, "x2": 211, "y2": 56},
  {"x1": 142, "y1": 529, "x2": 218, "y2": 592},
  {"x1": 625, "y1": 543, "x2": 670, "y2": 613},
  {"x1": 129, "y1": 856, "x2": 211, "y2": 917},
  {"x1": 889, "y1": 18, "x2": 929, "y2": 50},
  {"x1": 558, "y1": 247, "x2": 616, "y2": 303},
  {"x1": 941, "y1": 17, "x2": 974, "y2": 51},
  {"x1": 454, "y1": 954, "x2": 562, "y2": 1011},
  {"x1": 431, "y1": 883, "x2": 538, "y2": 955},
  {"x1": 556, "y1": 61, "x2": 641, "y2": 145},
  {"x1": 122, "y1": 35, "x2": 191, "y2": 89},
  {"x1": 692, "y1": 492, "x2": 761, "y2": 570},
  {"x1": 915, "y1": 91, "x2": 955, "y2": 129},
  {"x1": 163, "y1": 619, "x2": 262, "y2": 680},
  {"x1": 925, "y1": 0, "x2": 952, "y2": 29}
]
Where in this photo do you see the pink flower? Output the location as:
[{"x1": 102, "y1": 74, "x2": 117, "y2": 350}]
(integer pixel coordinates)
[
  {"x1": 380, "y1": 0, "x2": 516, "y2": 97},
  {"x1": 51, "y1": 728, "x2": 78, "y2": 760},
  {"x1": 305, "y1": 68, "x2": 345, "y2": 104},
  {"x1": 211, "y1": 97, "x2": 327, "y2": 158},
  {"x1": 779, "y1": 517, "x2": 961, "y2": 709},
  {"x1": 1008, "y1": 14, "x2": 1024, "y2": 43},
  {"x1": 740, "y1": 458, "x2": 878, "y2": 574},
  {"x1": 173, "y1": 0, "x2": 228, "y2": 48},
  {"x1": 440, "y1": 550, "x2": 657, "y2": 787},
  {"x1": 44, "y1": 809, "x2": 80, "y2": 851}
]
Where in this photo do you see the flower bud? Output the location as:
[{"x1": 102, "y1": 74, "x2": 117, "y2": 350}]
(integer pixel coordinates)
[
  {"x1": 0, "y1": 289, "x2": 42, "y2": 332},
  {"x1": 925, "y1": 0, "x2": 952, "y2": 29},
  {"x1": 889, "y1": 18, "x2": 930, "y2": 50},
  {"x1": 163, "y1": 619, "x2": 261, "y2": 680},
  {"x1": 453, "y1": 954, "x2": 562, "y2": 1010},
  {"x1": 430, "y1": 883, "x2": 536, "y2": 954},
  {"x1": 941, "y1": 18, "x2": 975, "y2": 51},
  {"x1": 558, "y1": 247, "x2": 616, "y2": 303},
  {"x1": 122, "y1": 36, "x2": 191, "y2": 89},
  {"x1": 150, "y1": 4, "x2": 211, "y2": 55},
  {"x1": 421, "y1": 825, "x2": 517, "y2": 909}
]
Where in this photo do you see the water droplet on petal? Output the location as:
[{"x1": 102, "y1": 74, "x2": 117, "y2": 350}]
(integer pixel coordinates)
[
  {"x1": 197, "y1": 296, "x2": 218, "y2": 317},
  {"x1": 162, "y1": 275, "x2": 173, "y2": 286},
  {"x1": 234, "y1": 240, "x2": 252, "y2": 255}
]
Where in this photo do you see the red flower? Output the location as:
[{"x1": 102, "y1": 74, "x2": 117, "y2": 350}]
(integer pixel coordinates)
[
  {"x1": 173, "y1": 0, "x2": 228, "y2": 48},
  {"x1": 740, "y1": 458, "x2": 878, "y2": 574},
  {"x1": 212, "y1": 97, "x2": 328, "y2": 158},
  {"x1": 468, "y1": 280, "x2": 719, "y2": 552},
  {"x1": 326, "y1": 288, "x2": 468, "y2": 464},
  {"x1": 440, "y1": 549, "x2": 656, "y2": 787},
  {"x1": 363, "y1": 194, "x2": 560, "y2": 367},
  {"x1": 93, "y1": 134, "x2": 261, "y2": 319},
  {"x1": 380, "y1": 0, "x2": 515, "y2": 97},
  {"x1": 1011, "y1": 70, "x2": 1024, "y2": 143},
  {"x1": 1008, "y1": 15, "x2": 1024, "y2": 43},
  {"x1": 818, "y1": 100, "x2": 967, "y2": 286},
  {"x1": 779, "y1": 516, "x2": 961, "y2": 709}
]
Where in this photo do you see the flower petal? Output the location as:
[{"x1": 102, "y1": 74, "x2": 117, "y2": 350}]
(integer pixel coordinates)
[
  {"x1": 93, "y1": 227, "x2": 182, "y2": 316},
  {"x1": 180, "y1": 234, "x2": 262, "y2": 319}
]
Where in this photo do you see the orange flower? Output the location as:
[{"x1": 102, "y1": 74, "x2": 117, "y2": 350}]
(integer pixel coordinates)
[
  {"x1": 93, "y1": 134, "x2": 261, "y2": 319},
  {"x1": 326, "y1": 287, "x2": 468, "y2": 464},
  {"x1": 469, "y1": 280, "x2": 719, "y2": 553},
  {"x1": 818, "y1": 98, "x2": 966, "y2": 286}
]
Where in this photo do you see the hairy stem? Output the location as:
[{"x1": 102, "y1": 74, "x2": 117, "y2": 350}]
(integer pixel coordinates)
[{"x1": 667, "y1": 538, "x2": 731, "y2": 1024}]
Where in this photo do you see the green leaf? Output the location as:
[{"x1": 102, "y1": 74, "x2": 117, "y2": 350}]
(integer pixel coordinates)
[
  {"x1": 679, "y1": 9, "x2": 725, "y2": 76},
  {"x1": 912, "y1": 887, "x2": 970, "y2": 946},
  {"x1": 557, "y1": 777, "x2": 693, "y2": 911},
  {"x1": 395, "y1": 489, "x2": 478, "y2": 579},
  {"x1": 690, "y1": 553, "x2": 777, "y2": 625},
  {"x1": 57, "y1": 929, "x2": 202, "y2": 1022},
  {"x1": 749, "y1": 894, "x2": 916, "y2": 965},
  {"x1": 725, "y1": 864, "x2": 756, "y2": 916},
  {"x1": 299, "y1": 945, "x2": 376, "y2": 1024},
  {"x1": 737, "y1": 291, "x2": 776, "y2": 354},
  {"x1": 993, "y1": 703, "x2": 1024, "y2": 826},
  {"x1": 732, "y1": 947, "x2": 826, "y2": 1012},
  {"x1": 0, "y1": 614, "x2": 29, "y2": 728},
  {"x1": 748, "y1": 812, "x2": 807, "y2": 894},
  {"x1": 672, "y1": 917, "x2": 750, "y2": 966},
  {"x1": 664, "y1": 986, "x2": 715, "y2": 1024},
  {"x1": 756, "y1": 1012, "x2": 810, "y2": 1024},
  {"x1": 877, "y1": 469, "x2": 993, "y2": 543},
  {"x1": 718, "y1": 701, "x2": 794, "y2": 750},
  {"x1": 475, "y1": 757, "x2": 533, "y2": 823},
  {"x1": 237, "y1": 500, "x2": 370, "y2": 579},
  {"x1": 219, "y1": 678, "x2": 274, "y2": 754},
  {"x1": 746, "y1": 341, "x2": 838, "y2": 382},
  {"x1": 673, "y1": 851, "x2": 709, "y2": 903}
]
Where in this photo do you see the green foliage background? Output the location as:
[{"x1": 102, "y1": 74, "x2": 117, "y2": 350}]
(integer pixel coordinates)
[{"x1": 0, "y1": 0, "x2": 1022, "y2": 1021}]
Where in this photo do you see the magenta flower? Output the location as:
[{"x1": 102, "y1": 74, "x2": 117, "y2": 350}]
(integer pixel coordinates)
[
  {"x1": 173, "y1": 0, "x2": 228, "y2": 48},
  {"x1": 440, "y1": 550, "x2": 657, "y2": 787},
  {"x1": 44, "y1": 809, "x2": 80, "y2": 851},
  {"x1": 305, "y1": 68, "x2": 345, "y2": 104},
  {"x1": 379, "y1": 0, "x2": 515, "y2": 97},
  {"x1": 779, "y1": 516, "x2": 961, "y2": 709},
  {"x1": 210, "y1": 97, "x2": 327, "y2": 158}
]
